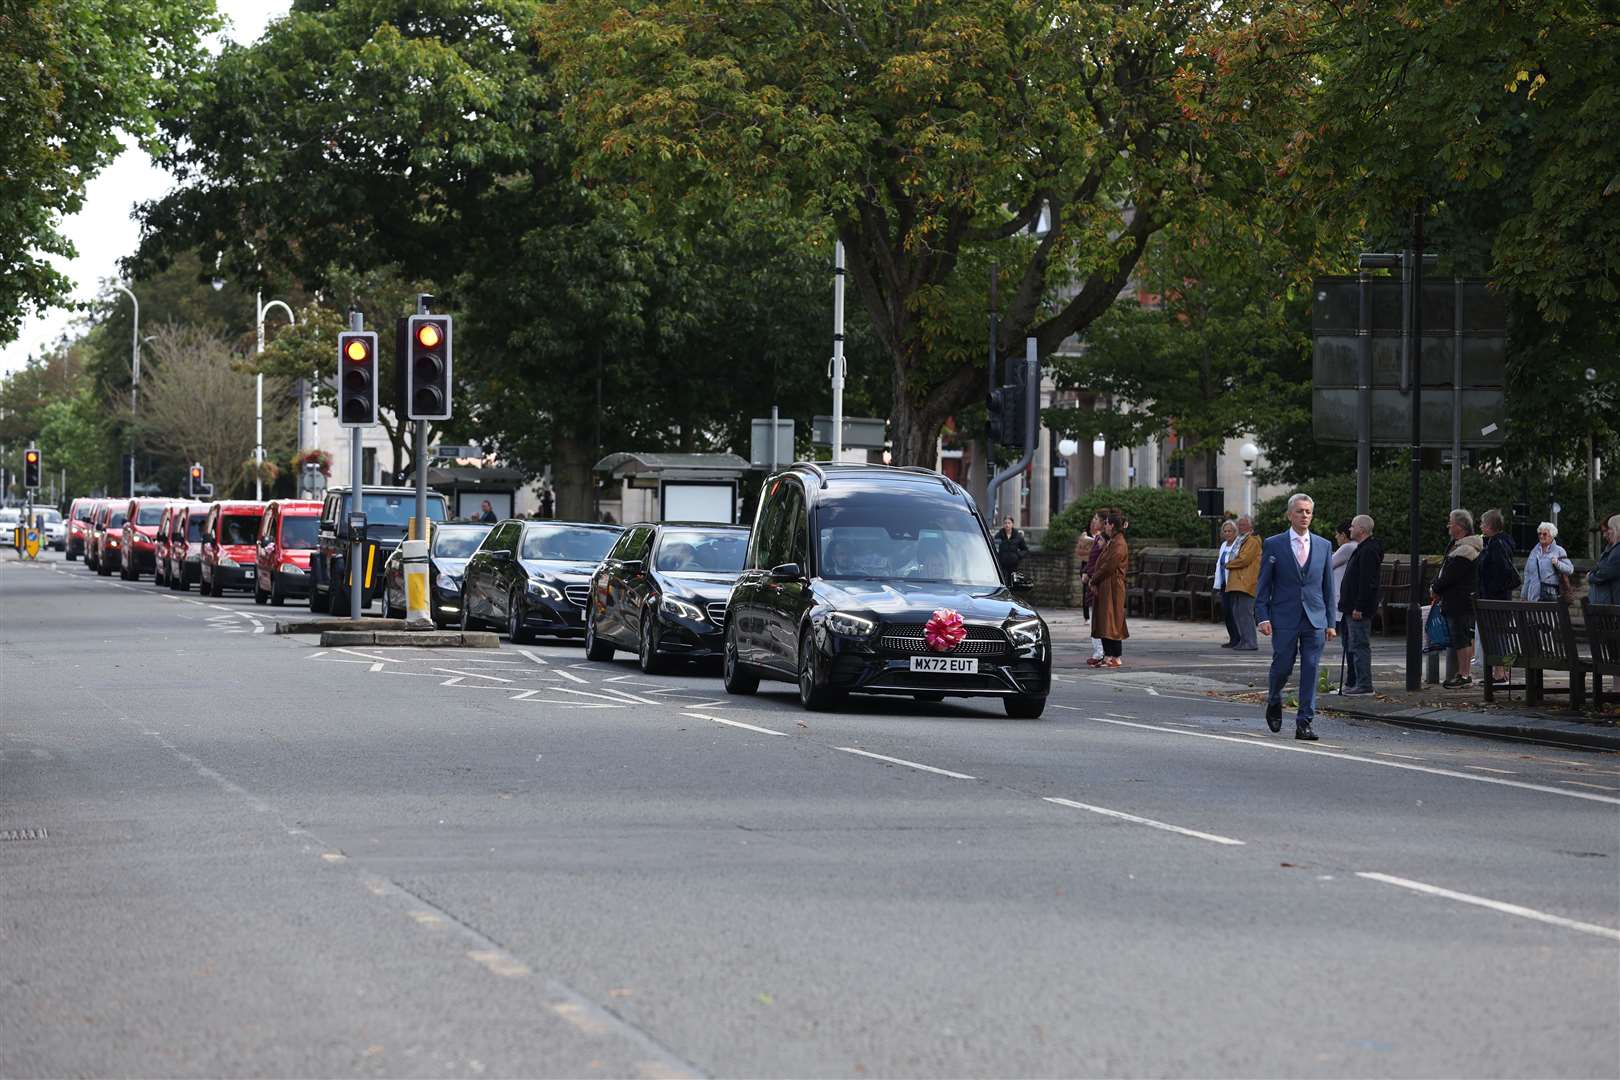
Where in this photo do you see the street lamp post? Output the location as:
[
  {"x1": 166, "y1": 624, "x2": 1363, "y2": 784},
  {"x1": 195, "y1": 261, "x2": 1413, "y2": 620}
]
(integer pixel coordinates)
[
  {"x1": 112, "y1": 284, "x2": 139, "y2": 497},
  {"x1": 255, "y1": 293, "x2": 297, "y2": 499},
  {"x1": 1240, "y1": 441, "x2": 1259, "y2": 516}
]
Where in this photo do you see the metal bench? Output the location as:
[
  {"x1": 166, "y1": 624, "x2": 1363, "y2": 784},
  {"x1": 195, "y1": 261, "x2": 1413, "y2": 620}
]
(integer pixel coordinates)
[
  {"x1": 1580, "y1": 600, "x2": 1620, "y2": 709},
  {"x1": 1477, "y1": 599, "x2": 1588, "y2": 706}
]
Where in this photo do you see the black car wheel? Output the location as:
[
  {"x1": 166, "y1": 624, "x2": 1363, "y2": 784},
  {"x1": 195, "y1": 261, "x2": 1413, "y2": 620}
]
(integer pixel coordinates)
[
  {"x1": 638, "y1": 614, "x2": 666, "y2": 675},
  {"x1": 269, "y1": 572, "x2": 285, "y2": 606},
  {"x1": 508, "y1": 590, "x2": 534, "y2": 644},
  {"x1": 309, "y1": 581, "x2": 329, "y2": 613},
  {"x1": 797, "y1": 630, "x2": 843, "y2": 712},
  {"x1": 1004, "y1": 695, "x2": 1047, "y2": 719},
  {"x1": 722, "y1": 622, "x2": 758, "y2": 695},
  {"x1": 381, "y1": 585, "x2": 395, "y2": 620},
  {"x1": 584, "y1": 609, "x2": 614, "y2": 661}
]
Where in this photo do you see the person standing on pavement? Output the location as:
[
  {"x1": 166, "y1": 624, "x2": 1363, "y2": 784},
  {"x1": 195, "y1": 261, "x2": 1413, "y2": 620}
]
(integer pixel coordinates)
[
  {"x1": 1256, "y1": 493, "x2": 1337, "y2": 740},
  {"x1": 1330, "y1": 519, "x2": 1359, "y2": 685},
  {"x1": 1586, "y1": 513, "x2": 1620, "y2": 605},
  {"x1": 1477, "y1": 509, "x2": 1521, "y2": 683},
  {"x1": 1521, "y1": 522, "x2": 1574, "y2": 602},
  {"x1": 1079, "y1": 510, "x2": 1108, "y2": 665},
  {"x1": 1215, "y1": 520, "x2": 1240, "y2": 647},
  {"x1": 1074, "y1": 512, "x2": 1100, "y2": 618},
  {"x1": 1089, "y1": 511, "x2": 1129, "y2": 668},
  {"x1": 1430, "y1": 508, "x2": 1483, "y2": 689},
  {"x1": 1337, "y1": 514, "x2": 1382, "y2": 695},
  {"x1": 993, "y1": 515, "x2": 1029, "y2": 580},
  {"x1": 1223, "y1": 515, "x2": 1262, "y2": 651}
]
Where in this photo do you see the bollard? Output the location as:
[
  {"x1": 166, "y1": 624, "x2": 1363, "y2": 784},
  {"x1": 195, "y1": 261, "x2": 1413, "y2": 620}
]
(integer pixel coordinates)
[{"x1": 401, "y1": 539, "x2": 433, "y2": 629}]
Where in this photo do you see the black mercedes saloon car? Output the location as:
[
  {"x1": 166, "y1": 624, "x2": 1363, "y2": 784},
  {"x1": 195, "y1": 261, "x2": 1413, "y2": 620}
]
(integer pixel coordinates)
[
  {"x1": 584, "y1": 522, "x2": 751, "y2": 673},
  {"x1": 379, "y1": 521, "x2": 493, "y2": 626},
  {"x1": 721, "y1": 463, "x2": 1050, "y2": 717},
  {"x1": 460, "y1": 519, "x2": 623, "y2": 641}
]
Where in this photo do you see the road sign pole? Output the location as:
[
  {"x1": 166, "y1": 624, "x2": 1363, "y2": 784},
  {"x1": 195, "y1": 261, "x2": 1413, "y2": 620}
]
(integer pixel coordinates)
[
  {"x1": 350, "y1": 310, "x2": 365, "y2": 623},
  {"x1": 1356, "y1": 271, "x2": 1371, "y2": 516},
  {"x1": 415, "y1": 294, "x2": 431, "y2": 541},
  {"x1": 1407, "y1": 209, "x2": 1424, "y2": 692},
  {"x1": 830, "y1": 240, "x2": 846, "y2": 462}
]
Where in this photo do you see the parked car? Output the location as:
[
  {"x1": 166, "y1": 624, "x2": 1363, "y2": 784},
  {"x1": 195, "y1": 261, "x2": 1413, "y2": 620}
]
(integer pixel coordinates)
[
  {"x1": 0, "y1": 506, "x2": 61, "y2": 550},
  {"x1": 199, "y1": 501, "x2": 267, "y2": 595},
  {"x1": 462, "y1": 520, "x2": 621, "y2": 642},
  {"x1": 66, "y1": 498, "x2": 95, "y2": 560},
  {"x1": 585, "y1": 522, "x2": 748, "y2": 672},
  {"x1": 253, "y1": 499, "x2": 323, "y2": 606},
  {"x1": 720, "y1": 463, "x2": 1050, "y2": 717},
  {"x1": 82, "y1": 499, "x2": 109, "y2": 570},
  {"x1": 118, "y1": 498, "x2": 171, "y2": 579},
  {"x1": 90, "y1": 501, "x2": 127, "y2": 576},
  {"x1": 163, "y1": 502, "x2": 210, "y2": 590},
  {"x1": 379, "y1": 521, "x2": 495, "y2": 625},
  {"x1": 309, "y1": 486, "x2": 450, "y2": 613}
]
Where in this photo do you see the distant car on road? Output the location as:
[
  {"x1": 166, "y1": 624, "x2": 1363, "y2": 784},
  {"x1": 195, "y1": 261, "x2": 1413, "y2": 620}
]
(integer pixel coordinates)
[
  {"x1": 379, "y1": 521, "x2": 495, "y2": 625},
  {"x1": 162, "y1": 502, "x2": 210, "y2": 590},
  {"x1": 585, "y1": 521, "x2": 749, "y2": 672},
  {"x1": 119, "y1": 498, "x2": 171, "y2": 579},
  {"x1": 200, "y1": 501, "x2": 267, "y2": 596},
  {"x1": 89, "y1": 501, "x2": 127, "y2": 576},
  {"x1": 254, "y1": 499, "x2": 323, "y2": 606},
  {"x1": 309, "y1": 486, "x2": 450, "y2": 613},
  {"x1": 460, "y1": 520, "x2": 622, "y2": 642},
  {"x1": 0, "y1": 506, "x2": 63, "y2": 550},
  {"x1": 66, "y1": 498, "x2": 95, "y2": 560}
]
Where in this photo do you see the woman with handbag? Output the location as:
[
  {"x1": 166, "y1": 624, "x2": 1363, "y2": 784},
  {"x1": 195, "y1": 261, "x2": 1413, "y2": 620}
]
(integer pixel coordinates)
[
  {"x1": 1089, "y1": 511, "x2": 1129, "y2": 668},
  {"x1": 1521, "y1": 522, "x2": 1575, "y2": 603},
  {"x1": 1430, "y1": 508, "x2": 1482, "y2": 689}
]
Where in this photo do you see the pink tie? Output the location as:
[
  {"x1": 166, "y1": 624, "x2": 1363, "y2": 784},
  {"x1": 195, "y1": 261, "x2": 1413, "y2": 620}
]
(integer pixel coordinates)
[{"x1": 1295, "y1": 534, "x2": 1309, "y2": 567}]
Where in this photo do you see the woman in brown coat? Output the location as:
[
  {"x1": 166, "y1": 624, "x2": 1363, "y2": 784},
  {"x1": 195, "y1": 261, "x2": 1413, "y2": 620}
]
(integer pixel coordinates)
[{"x1": 1089, "y1": 511, "x2": 1129, "y2": 667}]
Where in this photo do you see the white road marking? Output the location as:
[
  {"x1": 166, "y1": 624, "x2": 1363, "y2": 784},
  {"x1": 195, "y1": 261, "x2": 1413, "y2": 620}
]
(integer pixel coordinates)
[
  {"x1": 1356, "y1": 872, "x2": 1620, "y2": 942},
  {"x1": 467, "y1": 949, "x2": 531, "y2": 977},
  {"x1": 836, "y1": 747, "x2": 976, "y2": 780},
  {"x1": 681, "y1": 711, "x2": 787, "y2": 737},
  {"x1": 1463, "y1": 765, "x2": 1516, "y2": 775},
  {"x1": 433, "y1": 667, "x2": 513, "y2": 683},
  {"x1": 551, "y1": 686, "x2": 650, "y2": 706},
  {"x1": 369, "y1": 663, "x2": 385, "y2": 672},
  {"x1": 1144, "y1": 687, "x2": 1160, "y2": 696},
  {"x1": 1052, "y1": 707, "x2": 1620, "y2": 806},
  {"x1": 1562, "y1": 780, "x2": 1619, "y2": 791},
  {"x1": 1043, "y1": 797, "x2": 1245, "y2": 846},
  {"x1": 595, "y1": 686, "x2": 661, "y2": 706},
  {"x1": 556, "y1": 669, "x2": 589, "y2": 684},
  {"x1": 517, "y1": 649, "x2": 550, "y2": 666},
  {"x1": 335, "y1": 648, "x2": 397, "y2": 663},
  {"x1": 509, "y1": 689, "x2": 620, "y2": 707}
]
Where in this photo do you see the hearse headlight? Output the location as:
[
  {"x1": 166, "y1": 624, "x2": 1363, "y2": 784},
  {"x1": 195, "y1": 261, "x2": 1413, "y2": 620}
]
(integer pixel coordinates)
[
  {"x1": 825, "y1": 611, "x2": 877, "y2": 637},
  {"x1": 660, "y1": 595, "x2": 705, "y2": 621},
  {"x1": 1006, "y1": 618, "x2": 1044, "y2": 648},
  {"x1": 527, "y1": 580, "x2": 564, "y2": 602}
]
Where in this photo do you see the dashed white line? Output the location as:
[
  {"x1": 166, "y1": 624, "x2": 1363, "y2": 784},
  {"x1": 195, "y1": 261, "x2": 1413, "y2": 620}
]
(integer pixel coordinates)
[
  {"x1": 1043, "y1": 797, "x2": 1245, "y2": 845},
  {"x1": 1356, "y1": 872, "x2": 1620, "y2": 942},
  {"x1": 681, "y1": 711, "x2": 787, "y2": 737},
  {"x1": 836, "y1": 747, "x2": 976, "y2": 780}
]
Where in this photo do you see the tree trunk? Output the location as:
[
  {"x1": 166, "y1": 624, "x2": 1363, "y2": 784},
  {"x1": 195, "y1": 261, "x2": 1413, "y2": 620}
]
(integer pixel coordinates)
[{"x1": 553, "y1": 430, "x2": 595, "y2": 522}]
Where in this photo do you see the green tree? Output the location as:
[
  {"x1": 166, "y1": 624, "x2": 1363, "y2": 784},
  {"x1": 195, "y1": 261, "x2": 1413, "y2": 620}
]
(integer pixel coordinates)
[
  {"x1": 0, "y1": 0, "x2": 218, "y2": 343},
  {"x1": 536, "y1": 0, "x2": 1286, "y2": 464},
  {"x1": 36, "y1": 385, "x2": 117, "y2": 500}
]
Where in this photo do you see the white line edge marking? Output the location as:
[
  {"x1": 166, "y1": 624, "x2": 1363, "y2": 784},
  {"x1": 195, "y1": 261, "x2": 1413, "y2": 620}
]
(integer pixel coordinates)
[
  {"x1": 1043, "y1": 797, "x2": 1245, "y2": 845},
  {"x1": 555, "y1": 669, "x2": 588, "y2": 684},
  {"x1": 681, "y1": 711, "x2": 787, "y2": 737},
  {"x1": 1052, "y1": 707, "x2": 1620, "y2": 806},
  {"x1": 1356, "y1": 872, "x2": 1620, "y2": 942},
  {"x1": 517, "y1": 649, "x2": 549, "y2": 666},
  {"x1": 835, "y1": 747, "x2": 976, "y2": 779}
]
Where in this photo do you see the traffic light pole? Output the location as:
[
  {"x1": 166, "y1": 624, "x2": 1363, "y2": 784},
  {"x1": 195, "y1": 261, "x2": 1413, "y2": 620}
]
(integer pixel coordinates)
[
  {"x1": 349, "y1": 309, "x2": 365, "y2": 622},
  {"x1": 989, "y1": 338, "x2": 1040, "y2": 515},
  {"x1": 415, "y1": 294, "x2": 430, "y2": 542}
]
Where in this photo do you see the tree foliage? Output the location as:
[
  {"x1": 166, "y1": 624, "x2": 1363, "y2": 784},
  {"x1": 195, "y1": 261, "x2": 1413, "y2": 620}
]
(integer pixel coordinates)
[{"x1": 133, "y1": 323, "x2": 267, "y2": 498}]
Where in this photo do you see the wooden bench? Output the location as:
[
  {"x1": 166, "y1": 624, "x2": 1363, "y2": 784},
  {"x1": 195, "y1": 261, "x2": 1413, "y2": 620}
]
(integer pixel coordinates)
[
  {"x1": 1580, "y1": 600, "x2": 1620, "y2": 709},
  {"x1": 1146, "y1": 553, "x2": 1190, "y2": 618},
  {"x1": 1166, "y1": 554, "x2": 1215, "y2": 619},
  {"x1": 1477, "y1": 599, "x2": 1588, "y2": 706}
]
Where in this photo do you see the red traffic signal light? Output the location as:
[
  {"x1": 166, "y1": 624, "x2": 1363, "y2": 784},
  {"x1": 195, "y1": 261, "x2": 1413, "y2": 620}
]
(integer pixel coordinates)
[{"x1": 337, "y1": 331, "x2": 379, "y2": 426}]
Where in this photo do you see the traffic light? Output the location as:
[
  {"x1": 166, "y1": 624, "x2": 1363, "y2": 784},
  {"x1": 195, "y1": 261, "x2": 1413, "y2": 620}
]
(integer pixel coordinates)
[
  {"x1": 404, "y1": 314, "x2": 452, "y2": 421},
  {"x1": 988, "y1": 365, "x2": 1030, "y2": 449},
  {"x1": 337, "y1": 331, "x2": 379, "y2": 426},
  {"x1": 23, "y1": 448, "x2": 41, "y2": 489},
  {"x1": 188, "y1": 463, "x2": 205, "y2": 498}
]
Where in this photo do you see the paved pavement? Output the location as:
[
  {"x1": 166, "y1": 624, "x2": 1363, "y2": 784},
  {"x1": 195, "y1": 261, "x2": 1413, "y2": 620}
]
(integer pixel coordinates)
[{"x1": 3, "y1": 554, "x2": 1618, "y2": 1077}]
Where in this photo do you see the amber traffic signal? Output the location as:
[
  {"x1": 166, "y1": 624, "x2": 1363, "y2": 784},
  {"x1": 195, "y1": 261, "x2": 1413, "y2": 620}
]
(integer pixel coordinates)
[
  {"x1": 404, "y1": 314, "x2": 452, "y2": 421},
  {"x1": 337, "y1": 331, "x2": 379, "y2": 426},
  {"x1": 23, "y1": 447, "x2": 41, "y2": 489}
]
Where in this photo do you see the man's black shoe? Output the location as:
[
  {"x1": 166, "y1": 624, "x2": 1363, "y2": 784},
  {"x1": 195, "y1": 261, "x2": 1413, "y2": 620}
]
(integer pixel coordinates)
[
  {"x1": 1295, "y1": 723, "x2": 1320, "y2": 741},
  {"x1": 1266, "y1": 701, "x2": 1282, "y2": 732},
  {"x1": 1220, "y1": 642, "x2": 1235, "y2": 648}
]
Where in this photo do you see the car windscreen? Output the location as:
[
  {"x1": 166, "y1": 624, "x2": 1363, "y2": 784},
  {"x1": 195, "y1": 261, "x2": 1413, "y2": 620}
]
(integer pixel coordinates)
[
  {"x1": 106, "y1": 511, "x2": 127, "y2": 528},
  {"x1": 347, "y1": 493, "x2": 448, "y2": 532},
  {"x1": 220, "y1": 515, "x2": 261, "y2": 544},
  {"x1": 434, "y1": 526, "x2": 491, "y2": 558},
  {"x1": 186, "y1": 516, "x2": 206, "y2": 542},
  {"x1": 136, "y1": 505, "x2": 164, "y2": 525},
  {"x1": 73, "y1": 504, "x2": 94, "y2": 521},
  {"x1": 654, "y1": 529, "x2": 748, "y2": 573},
  {"x1": 520, "y1": 525, "x2": 619, "y2": 562},
  {"x1": 278, "y1": 515, "x2": 318, "y2": 549},
  {"x1": 814, "y1": 487, "x2": 1002, "y2": 587},
  {"x1": 38, "y1": 509, "x2": 63, "y2": 523}
]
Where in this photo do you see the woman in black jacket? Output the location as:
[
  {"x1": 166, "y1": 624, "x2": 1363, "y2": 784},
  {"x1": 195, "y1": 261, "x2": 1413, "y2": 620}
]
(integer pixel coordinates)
[{"x1": 1431, "y1": 509, "x2": 1482, "y2": 688}]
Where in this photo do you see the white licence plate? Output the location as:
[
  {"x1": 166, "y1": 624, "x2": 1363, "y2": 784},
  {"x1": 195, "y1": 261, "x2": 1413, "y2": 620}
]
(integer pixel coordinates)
[{"x1": 909, "y1": 656, "x2": 978, "y2": 674}]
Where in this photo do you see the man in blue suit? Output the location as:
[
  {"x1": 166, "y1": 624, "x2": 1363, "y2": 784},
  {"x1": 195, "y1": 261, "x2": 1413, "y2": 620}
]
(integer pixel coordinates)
[{"x1": 1256, "y1": 493, "x2": 1337, "y2": 740}]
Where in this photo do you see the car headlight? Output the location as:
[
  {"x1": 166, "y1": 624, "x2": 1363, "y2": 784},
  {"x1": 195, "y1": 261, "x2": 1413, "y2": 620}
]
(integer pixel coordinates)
[
  {"x1": 527, "y1": 580, "x2": 564, "y2": 602},
  {"x1": 1006, "y1": 618, "x2": 1044, "y2": 647},
  {"x1": 219, "y1": 555, "x2": 237, "y2": 567},
  {"x1": 281, "y1": 564, "x2": 306, "y2": 575},
  {"x1": 660, "y1": 595, "x2": 706, "y2": 621},
  {"x1": 825, "y1": 610, "x2": 877, "y2": 636},
  {"x1": 437, "y1": 577, "x2": 461, "y2": 595},
  {"x1": 108, "y1": 538, "x2": 120, "y2": 547}
]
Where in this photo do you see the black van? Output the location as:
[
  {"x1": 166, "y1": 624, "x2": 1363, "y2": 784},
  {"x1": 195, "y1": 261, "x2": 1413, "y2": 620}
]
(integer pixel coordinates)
[{"x1": 723, "y1": 463, "x2": 1050, "y2": 717}]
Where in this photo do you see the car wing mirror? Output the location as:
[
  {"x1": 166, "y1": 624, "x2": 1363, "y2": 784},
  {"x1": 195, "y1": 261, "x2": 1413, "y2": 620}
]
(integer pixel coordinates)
[{"x1": 770, "y1": 562, "x2": 803, "y2": 580}]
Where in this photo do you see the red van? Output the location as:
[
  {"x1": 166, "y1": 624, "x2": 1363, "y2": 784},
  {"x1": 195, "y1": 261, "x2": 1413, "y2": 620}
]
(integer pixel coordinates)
[
  {"x1": 200, "y1": 501, "x2": 267, "y2": 596},
  {"x1": 164, "y1": 502, "x2": 210, "y2": 590},
  {"x1": 91, "y1": 501, "x2": 127, "y2": 577},
  {"x1": 254, "y1": 499, "x2": 322, "y2": 605},
  {"x1": 66, "y1": 497, "x2": 95, "y2": 561},
  {"x1": 119, "y1": 498, "x2": 172, "y2": 580}
]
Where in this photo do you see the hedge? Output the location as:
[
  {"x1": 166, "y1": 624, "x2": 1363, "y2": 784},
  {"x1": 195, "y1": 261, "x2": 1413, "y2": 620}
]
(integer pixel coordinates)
[{"x1": 1043, "y1": 487, "x2": 1208, "y2": 552}]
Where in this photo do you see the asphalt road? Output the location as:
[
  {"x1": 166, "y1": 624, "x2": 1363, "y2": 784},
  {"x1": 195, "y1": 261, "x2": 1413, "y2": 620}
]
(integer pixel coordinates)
[{"x1": 4, "y1": 554, "x2": 1617, "y2": 1078}]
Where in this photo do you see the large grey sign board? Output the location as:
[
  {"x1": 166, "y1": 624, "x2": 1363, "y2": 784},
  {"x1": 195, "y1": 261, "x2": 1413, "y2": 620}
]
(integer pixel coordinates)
[
  {"x1": 811, "y1": 415, "x2": 887, "y2": 449},
  {"x1": 749, "y1": 418, "x2": 795, "y2": 468}
]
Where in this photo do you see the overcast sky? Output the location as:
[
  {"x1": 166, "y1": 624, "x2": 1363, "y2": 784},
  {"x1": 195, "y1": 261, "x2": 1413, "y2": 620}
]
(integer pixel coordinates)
[{"x1": 0, "y1": 1, "x2": 292, "y2": 375}]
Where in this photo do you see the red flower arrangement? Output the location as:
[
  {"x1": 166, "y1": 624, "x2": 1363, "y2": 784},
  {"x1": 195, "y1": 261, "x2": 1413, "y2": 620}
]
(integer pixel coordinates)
[{"x1": 924, "y1": 608, "x2": 967, "y2": 652}]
